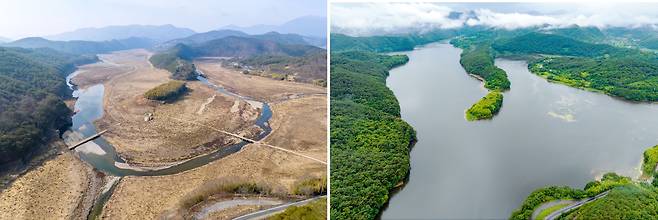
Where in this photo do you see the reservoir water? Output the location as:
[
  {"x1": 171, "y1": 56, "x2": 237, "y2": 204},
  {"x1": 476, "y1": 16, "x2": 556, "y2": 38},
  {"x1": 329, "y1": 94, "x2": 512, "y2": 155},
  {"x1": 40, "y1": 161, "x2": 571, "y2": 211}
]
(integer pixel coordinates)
[{"x1": 382, "y1": 43, "x2": 658, "y2": 219}]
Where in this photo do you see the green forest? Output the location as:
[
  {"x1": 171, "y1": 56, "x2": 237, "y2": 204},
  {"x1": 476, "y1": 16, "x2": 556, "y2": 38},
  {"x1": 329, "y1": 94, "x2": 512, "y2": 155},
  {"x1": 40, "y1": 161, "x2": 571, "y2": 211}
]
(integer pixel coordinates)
[
  {"x1": 491, "y1": 31, "x2": 658, "y2": 102},
  {"x1": 456, "y1": 43, "x2": 510, "y2": 91},
  {"x1": 330, "y1": 31, "x2": 453, "y2": 53},
  {"x1": 0, "y1": 47, "x2": 96, "y2": 164},
  {"x1": 528, "y1": 55, "x2": 658, "y2": 101},
  {"x1": 330, "y1": 50, "x2": 416, "y2": 219},
  {"x1": 561, "y1": 184, "x2": 658, "y2": 219},
  {"x1": 465, "y1": 91, "x2": 503, "y2": 121},
  {"x1": 492, "y1": 32, "x2": 628, "y2": 57}
]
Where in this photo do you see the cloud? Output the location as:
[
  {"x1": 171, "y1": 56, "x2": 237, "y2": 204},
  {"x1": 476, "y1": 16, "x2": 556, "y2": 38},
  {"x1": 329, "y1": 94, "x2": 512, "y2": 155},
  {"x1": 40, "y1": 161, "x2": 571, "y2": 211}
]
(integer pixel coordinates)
[
  {"x1": 467, "y1": 9, "x2": 559, "y2": 29},
  {"x1": 331, "y1": 3, "x2": 658, "y2": 36},
  {"x1": 331, "y1": 3, "x2": 464, "y2": 36}
]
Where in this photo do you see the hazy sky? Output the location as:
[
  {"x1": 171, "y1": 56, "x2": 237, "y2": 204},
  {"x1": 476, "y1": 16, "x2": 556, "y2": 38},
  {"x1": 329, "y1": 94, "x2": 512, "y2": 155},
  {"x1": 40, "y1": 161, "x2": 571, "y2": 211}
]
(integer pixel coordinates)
[
  {"x1": 331, "y1": 2, "x2": 658, "y2": 36},
  {"x1": 0, "y1": 0, "x2": 326, "y2": 39}
]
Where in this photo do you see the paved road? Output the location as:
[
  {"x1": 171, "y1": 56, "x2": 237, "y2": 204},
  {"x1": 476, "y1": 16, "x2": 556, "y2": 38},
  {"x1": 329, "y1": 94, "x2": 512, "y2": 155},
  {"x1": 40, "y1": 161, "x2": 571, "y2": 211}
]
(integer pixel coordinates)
[
  {"x1": 232, "y1": 196, "x2": 325, "y2": 220},
  {"x1": 544, "y1": 191, "x2": 609, "y2": 220}
]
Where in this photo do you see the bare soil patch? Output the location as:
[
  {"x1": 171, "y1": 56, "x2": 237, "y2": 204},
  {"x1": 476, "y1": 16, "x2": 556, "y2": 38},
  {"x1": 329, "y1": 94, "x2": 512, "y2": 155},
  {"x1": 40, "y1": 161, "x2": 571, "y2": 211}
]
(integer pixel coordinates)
[
  {"x1": 0, "y1": 149, "x2": 96, "y2": 219},
  {"x1": 195, "y1": 60, "x2": 326, "y2": 102}
]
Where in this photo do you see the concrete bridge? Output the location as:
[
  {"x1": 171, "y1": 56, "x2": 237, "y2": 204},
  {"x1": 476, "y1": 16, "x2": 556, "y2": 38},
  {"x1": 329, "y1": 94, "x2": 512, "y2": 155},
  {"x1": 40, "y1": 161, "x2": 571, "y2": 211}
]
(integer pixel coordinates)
[{"x1": 68, "y1": 130, "x2": 108, "y2": 150}]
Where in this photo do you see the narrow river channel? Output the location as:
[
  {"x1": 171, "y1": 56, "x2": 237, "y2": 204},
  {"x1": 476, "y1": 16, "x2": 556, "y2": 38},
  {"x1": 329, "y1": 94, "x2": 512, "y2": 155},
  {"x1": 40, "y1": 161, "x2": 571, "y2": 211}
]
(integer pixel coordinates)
[
  {"x1": 381, "y1": 43, "x2": 658, "y2": 219},
  {"x1": 63, "y1": 63, "x2": 274, "y2": 219},
  {"x1": 64, "y1": 73, "x2": 272, "y2": 176}
]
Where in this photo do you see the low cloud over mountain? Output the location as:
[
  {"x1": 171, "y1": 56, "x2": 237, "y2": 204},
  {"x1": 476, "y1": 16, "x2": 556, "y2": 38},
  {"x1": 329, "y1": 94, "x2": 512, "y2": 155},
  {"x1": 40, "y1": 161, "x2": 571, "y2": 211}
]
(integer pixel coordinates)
[{"x1": 331, "y1": 3, "x2": 658, "y2": 36}]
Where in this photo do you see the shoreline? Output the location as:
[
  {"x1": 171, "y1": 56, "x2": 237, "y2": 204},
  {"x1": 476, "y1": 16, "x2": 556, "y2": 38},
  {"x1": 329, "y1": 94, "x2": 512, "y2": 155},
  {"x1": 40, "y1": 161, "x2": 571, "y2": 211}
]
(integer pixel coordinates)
[{"x1": 532, "y1": 71, "x2": 658, "y2": 105}]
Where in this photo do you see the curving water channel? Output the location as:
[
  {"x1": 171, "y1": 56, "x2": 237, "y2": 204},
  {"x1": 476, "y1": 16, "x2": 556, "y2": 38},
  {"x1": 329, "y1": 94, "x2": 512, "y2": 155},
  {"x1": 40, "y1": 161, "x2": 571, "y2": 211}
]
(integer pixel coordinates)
[
  {"x1": 64, "y1": 65, "x2": 274, "y2": 219},
  {"x1": 65, "y1": 74, "x2": 272, "y2": 176},
  {"x1": 381, "y1": 43, "x2": 658, "y2": 219}
]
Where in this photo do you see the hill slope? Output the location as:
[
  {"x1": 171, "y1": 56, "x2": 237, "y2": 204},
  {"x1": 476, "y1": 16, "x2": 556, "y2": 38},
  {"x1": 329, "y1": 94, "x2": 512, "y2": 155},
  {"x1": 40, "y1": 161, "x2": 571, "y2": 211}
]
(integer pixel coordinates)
[
  {"x1": 0, "y1": 47, "x2": 96, "y2": 164},
  {"x1": 187, "y1": 36, "x2": 323, "y2": 58},
  {"x1": 493, "y1": 32, "x2": 625, "y2": 57},
  {"x1": 221, "y1": 15, "x2": 326, "y2": 37},
  {"x1": 3, "y1": 37, "x2": 155, "y2": 54},
  {"x1": 46, "y1": 24, "x2": 195, "y2": 42}
]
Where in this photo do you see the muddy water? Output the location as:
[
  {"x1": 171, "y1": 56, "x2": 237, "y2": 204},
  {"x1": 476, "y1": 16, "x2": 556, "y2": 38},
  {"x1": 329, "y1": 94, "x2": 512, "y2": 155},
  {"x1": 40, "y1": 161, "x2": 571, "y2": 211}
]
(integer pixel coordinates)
[{"x1": 381, "y1": 43, "x2": 658, "y2": 219}]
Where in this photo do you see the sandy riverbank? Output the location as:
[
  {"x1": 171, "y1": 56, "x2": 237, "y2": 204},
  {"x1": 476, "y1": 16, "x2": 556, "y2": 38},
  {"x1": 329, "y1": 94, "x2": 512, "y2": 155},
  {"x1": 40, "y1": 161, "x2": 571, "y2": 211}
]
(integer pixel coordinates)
[{"x1": 0, "y1": 148, "x2": 100, "y2": 219}]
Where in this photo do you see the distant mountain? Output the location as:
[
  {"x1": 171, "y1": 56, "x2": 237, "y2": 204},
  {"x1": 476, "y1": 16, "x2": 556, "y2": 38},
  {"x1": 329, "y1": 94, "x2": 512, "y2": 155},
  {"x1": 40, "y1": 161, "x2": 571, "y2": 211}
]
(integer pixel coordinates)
[
  {"x1": 0, "y1": 36, "x2": 10, "y2": 43},
  {"x1": 221, "y1": 15, "x2": 326, "y2": 37},
  {"x1": 46, "y1": 24, "x2": 196, "y2": 42},
  {"x1": 156, "y1": 29, "x2": 249, "y2": 50},
  {"x1": 3, "y1": 37, "x2": 155, "y2": 54},
  {"x1": 152, "y1": 35, "x2": 326, "y2": 84},
  {"x1": 542, "y1": 26, "x2": 605, "y2": 43},
  {"x1": 157, "y1": 30, "x2": 325, "y2": 50},
  {"x1": 493, "y1": 32, "x2": 626, "y2": 57},
  {"x1": 187, "y1": 36, "x2": 323, "y2": 58}
]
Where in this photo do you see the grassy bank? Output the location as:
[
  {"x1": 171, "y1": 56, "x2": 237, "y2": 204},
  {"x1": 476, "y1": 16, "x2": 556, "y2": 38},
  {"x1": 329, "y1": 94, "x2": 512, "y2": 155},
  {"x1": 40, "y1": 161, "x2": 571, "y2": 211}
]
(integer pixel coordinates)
[
  {"x1": 270, "y1": 198, "x2": 326, "y2": 220},
  {"x1": 292, "y1": 177, "x2": 326, "y2": 196},
  {"x1": 465, "y1": 91, "x2": 503, "y2": 121},
  {"x1": 178, "y1": 180, "x2": 272, "y2": 210}
]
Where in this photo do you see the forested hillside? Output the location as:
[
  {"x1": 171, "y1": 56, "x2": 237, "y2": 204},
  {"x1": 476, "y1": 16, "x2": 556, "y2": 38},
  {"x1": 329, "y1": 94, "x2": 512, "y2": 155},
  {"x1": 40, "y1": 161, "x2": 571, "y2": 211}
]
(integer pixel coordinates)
[
  {"x1": 330, "y1": 50, "x2": 415, "y2": 219},
  {"x1": 151, "y1": 35, "x2": 326, "y2": 83},
  {"x1": 493, "y1": 31, "x2": 658, "y2": 102},
  {"x1": 190, "y1": 36, "x2": 323, "y2": 57},
  {"x1": 492, "y1": 32, "x2": 627, "y2": 57},
  {"x1": 453, "y1": 42, "x2": 510, "y2": 90},
  {"x1": 543, "y1": 26, "x2": 606, "y2": 43},
  {"x1": 529, "y1": 55, "x2": 658, "y2": 101},
  {"x1": 3, "y1": 37, "x2": 155, "y2": 54},
  {"x1": 149, "y1": 44, "x2": 197, "y2": 80},
  {"x1": 0, "y1": 47, "x2": 96, "y2": 165},
  {"x1": 330, "y1": 31, "x2": 453, "y2": 52}
]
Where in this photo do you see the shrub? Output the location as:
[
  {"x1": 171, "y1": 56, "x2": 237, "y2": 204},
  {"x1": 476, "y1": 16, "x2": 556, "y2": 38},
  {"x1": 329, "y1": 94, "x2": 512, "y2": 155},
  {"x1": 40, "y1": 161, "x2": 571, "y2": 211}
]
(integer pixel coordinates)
[
  {"x1": 465, "y1": 91, "x2": 504, "y2": 121},
  {"x1": 293, "y1": 177, "x2": 327, "y2": 196},
  {"x1": 143, "y1": 80, "x2": 187, "y2": 101},
  {"x1": 642, "y1": 145, "x2": 658, "y2": 177},
  {"x1": 178, "y1": 179, "x2": 271, "y2": 209},
  {"x1": 269, "y1": 198, "x2": 326, "y2": 220}
]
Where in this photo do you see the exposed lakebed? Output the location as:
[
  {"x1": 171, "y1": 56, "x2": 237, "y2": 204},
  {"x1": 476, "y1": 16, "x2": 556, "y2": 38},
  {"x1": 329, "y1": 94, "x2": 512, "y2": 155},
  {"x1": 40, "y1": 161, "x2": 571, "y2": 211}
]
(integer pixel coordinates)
[
  {"x1": 381, "y1": 43, "x2": 658, "y2": 219},
  {"x1": 64, "y1": 74, "x2": 272, "y2": 176}
]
